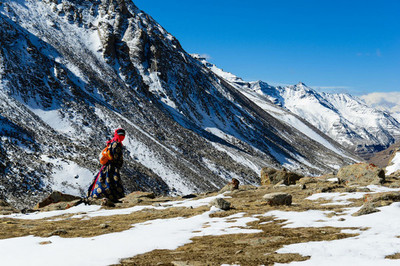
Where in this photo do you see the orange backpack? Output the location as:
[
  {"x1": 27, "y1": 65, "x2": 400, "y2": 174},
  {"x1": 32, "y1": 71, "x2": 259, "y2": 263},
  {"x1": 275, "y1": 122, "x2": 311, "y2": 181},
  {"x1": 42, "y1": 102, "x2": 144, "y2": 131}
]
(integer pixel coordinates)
[{"x1": 99, "y1": 145, "x2": 113, "y2": 165}]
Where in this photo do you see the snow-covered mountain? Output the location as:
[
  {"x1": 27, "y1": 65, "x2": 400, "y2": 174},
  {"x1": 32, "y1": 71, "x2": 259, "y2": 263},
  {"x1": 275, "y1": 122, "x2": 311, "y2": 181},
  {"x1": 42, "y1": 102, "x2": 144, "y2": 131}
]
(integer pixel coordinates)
[
  {"x1": 0, "y1": 0, "x2": 357, "y2": 207},
  {"x1": 193, "y1": 55, "x2": 400, "y2": 160},
  {"x1": 360, "y1": 92, "x2": 400, "y2": 125}
]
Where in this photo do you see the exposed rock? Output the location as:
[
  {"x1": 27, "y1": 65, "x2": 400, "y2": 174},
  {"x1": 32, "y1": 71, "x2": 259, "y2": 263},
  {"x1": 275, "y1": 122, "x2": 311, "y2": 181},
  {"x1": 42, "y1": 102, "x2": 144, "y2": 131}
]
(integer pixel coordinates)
[
  {"x1": 353, "y1": 203, "x2": 380, "y2": 216},
  {"x1": 261, "y1": 167, "x2": 303, "y2": 186},
  {"x1": 363, "y1": 192, "x2": 400, "y2": 204},
  {"x1": 261, "y1": 167, "x2": 277, "y2": 186},
  {"x1": 181, "y1": 194, "x2": 197, "y2": 199},
  {"x1": 386, "y1": 253, "x2": 400, "y2": 260},
  {"x1": 387, "y1": 170, "x2": 400, "y2": 179},
  {"x1": 273, "y1": 180, "x2": 285, "y2": 188},
  {"x1": 345, "y1": 187, "x2": 371, "y2": 193},
  {"x1": 123, "y1": 191, "x2": 155, "y2": 200},
  {"x1": 234, "y1": 236, "x2": 285, "y2": 246},
  {"x1": 35, "y1": 191, "x2": 81, "y2": 209},
  {"x1": 320, "y1": 185, "x2": 344, "y2": 193},
  {"x1": 219, "y1": 178, "x2": 240, "y2": 193},
  {"x1": 120, "y1": 191, "x2": 154, "y2": 206},
  {"x1": 48, "y1": 229, "x2": 68, "y2": 236},
  {"x1": 263, "y1": 193, "x2": 292, "y2": 206},
  {"x1": 99, "y1": 223, "x2": 110, "y2": 229},
  {"x1": 337, "y1": 163, "x2": 385, "y2": 186},
  {"x1": 298, "y1": 173, "x2": 338, "y2": 185},
  {"x1": 101, "y1": 198, "x2": 115, "y2": 207},
  {"x1": 297, "y1": 176, "x2": 317, "y2": 185},
  {"x1": 85, "y1": 198, "x2": 103, "y2": 206},
  {"x1": 38, "y1": 199, "x2": 82, "y2": 212},
  {"x1": 0, "y1": 199, "x2": 18, "y2": 215},
  {"x1": 0, "y1": 199, "x2": 10, "y2": 207},
  {"x1": 209, "y1": 198, "x2": 231, "y2": 210}
]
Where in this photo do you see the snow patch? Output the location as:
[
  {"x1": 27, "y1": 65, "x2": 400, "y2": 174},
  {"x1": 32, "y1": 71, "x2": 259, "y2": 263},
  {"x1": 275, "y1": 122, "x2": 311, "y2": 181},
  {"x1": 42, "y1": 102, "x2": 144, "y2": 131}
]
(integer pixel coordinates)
[
  {"x1": 386, "y1": 152, "x2": 400, "y2": 175},
  {"x1": 0, "y1": 193, "x2": 260, "y2": 266},
  {"x1": 30, "y1": 108, "x2": 75, "y2": 134},
  {"x1": 41, "y1": 155, "x2": 94, "y2": 197}
]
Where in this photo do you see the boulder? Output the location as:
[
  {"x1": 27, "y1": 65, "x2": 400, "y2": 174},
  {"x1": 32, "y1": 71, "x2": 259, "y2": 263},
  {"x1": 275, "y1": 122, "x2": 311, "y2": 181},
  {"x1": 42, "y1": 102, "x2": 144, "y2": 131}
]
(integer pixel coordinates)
[
  {"x1": 261, "y1": 167, "x2": 303, "y2": 186},
  {"x1": 363, "y1": 191, "x2": 400, "y2": 203},
  {"x1": 353, "y1": 203, "x2": 380, "y2": 216},
  {"x1": 219, "y1": 178, "x2": 240, "y2": 193},
  {"x1": 38, "y1": 199, "x2": 82, "y2": 212},
  {"x1": 263, "y1": 193, "x2": 292, "y2": 206},
  {"x1": 35, "y1": 191, "x2": 81, "y2": 209},
  {"x1": 119, "y1": 191, "x2": 155, "y2": 206},
  {"x1": 209, "y1": 198, "x2": 231, "y2": 210},
  {"x1": 298, "y1": 173, "x2": 338, "y2": 185},
  {"x1": 122, "y1": 191, "x2": 155, "y2": 200},
  {"x1": 337, "y1": 163, "x2": 385, "y2": 186}
]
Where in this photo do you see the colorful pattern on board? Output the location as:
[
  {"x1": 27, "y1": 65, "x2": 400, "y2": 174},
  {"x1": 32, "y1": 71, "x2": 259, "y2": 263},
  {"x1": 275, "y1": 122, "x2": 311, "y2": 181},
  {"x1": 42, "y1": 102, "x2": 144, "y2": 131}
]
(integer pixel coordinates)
[{"x1": 87, "y1": 141, "x2": 125, "y2": 202}]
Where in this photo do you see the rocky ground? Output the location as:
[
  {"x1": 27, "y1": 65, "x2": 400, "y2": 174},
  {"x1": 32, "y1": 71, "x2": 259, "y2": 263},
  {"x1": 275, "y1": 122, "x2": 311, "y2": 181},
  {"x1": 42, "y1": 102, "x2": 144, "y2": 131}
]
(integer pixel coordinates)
[{"x1": 1, "y1": 163, "x2": 400, "y2": 265}]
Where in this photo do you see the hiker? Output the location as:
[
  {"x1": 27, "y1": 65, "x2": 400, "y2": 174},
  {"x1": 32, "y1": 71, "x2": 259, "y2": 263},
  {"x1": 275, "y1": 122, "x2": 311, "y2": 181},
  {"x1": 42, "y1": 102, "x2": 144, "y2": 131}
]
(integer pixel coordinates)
[{"x1": 87, "y1": 128, "x2": 126, "y2": 202}]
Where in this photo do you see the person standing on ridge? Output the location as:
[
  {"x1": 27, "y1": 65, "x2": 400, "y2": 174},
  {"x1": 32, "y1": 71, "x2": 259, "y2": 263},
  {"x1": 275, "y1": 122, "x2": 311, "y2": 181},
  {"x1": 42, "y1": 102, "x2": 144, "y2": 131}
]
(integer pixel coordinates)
[{"x1": 87, "y1": 128, "x2": 126, "y2": 203}]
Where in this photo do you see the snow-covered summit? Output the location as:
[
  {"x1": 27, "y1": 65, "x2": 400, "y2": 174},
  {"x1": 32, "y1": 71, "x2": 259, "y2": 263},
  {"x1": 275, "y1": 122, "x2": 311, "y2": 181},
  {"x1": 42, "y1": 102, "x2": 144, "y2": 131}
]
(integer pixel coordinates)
[
  {"x1": 191, "y1": 54, "x2": 244, "y2": 83},
  {"x1": 195, "y1": 57, "x2": 400, "y2": 159}
]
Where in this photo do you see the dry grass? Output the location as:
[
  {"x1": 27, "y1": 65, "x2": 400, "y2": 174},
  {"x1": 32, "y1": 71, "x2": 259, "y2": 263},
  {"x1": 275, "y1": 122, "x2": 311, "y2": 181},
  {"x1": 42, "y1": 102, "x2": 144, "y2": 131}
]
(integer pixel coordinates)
[{"x1": 0, "y1": 183, "x2": 388, "y2": 265}]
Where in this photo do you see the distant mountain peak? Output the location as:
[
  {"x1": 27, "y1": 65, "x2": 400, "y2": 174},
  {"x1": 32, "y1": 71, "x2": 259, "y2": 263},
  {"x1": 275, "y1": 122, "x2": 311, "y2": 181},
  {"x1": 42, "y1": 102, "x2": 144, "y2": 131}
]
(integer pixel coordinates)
[
  {"x1": 199, "y1": 56, "x2": 400, "y2": 160},
  {"x1": 296, "y1": 82, "x2": 307, "y2": 87}
]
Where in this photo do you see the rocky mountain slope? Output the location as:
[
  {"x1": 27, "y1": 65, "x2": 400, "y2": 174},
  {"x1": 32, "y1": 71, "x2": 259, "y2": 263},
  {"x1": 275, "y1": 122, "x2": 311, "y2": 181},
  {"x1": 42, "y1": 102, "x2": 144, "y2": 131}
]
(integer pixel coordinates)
[
  {"x1": 194, "y1": 55, "x2": 400, "y2": 160},
  {"x1": 369, "y1": 141, "x2": 400, "y2": 169},
  {"x1": 0, "y1": 0, "x2": 357, "y2": 208}
]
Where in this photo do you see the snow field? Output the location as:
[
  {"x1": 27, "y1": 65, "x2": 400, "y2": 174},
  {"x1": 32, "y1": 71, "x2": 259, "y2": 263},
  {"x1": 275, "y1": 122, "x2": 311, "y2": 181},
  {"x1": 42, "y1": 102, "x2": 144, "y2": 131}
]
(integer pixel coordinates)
[
  {"x1": 270, "y1": 185, "x2": 400, "y2": 265},
  {"x1": 2, "y1": 185, "x2": 400, "y2": 265},
  {"x1": 0, "y1": 194, "x2": 260, "y2": 266}
]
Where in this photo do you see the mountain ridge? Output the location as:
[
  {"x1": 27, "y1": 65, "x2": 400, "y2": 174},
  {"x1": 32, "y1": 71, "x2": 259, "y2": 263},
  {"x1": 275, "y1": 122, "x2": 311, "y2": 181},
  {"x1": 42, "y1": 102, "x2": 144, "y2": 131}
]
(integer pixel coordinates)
[
  {"x1": 193, "y1": 54, "x2": 400, "y2": 160},
  {"x1": 0, "y1": 0, "x2": 357, "y2": 207}
]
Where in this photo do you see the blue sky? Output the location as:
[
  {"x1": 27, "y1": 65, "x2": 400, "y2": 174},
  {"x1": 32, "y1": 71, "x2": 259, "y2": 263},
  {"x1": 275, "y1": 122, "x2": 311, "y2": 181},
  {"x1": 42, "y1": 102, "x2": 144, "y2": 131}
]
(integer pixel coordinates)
[{"x1": 134, "y1": 0, "x2": 399, "y2": 95}]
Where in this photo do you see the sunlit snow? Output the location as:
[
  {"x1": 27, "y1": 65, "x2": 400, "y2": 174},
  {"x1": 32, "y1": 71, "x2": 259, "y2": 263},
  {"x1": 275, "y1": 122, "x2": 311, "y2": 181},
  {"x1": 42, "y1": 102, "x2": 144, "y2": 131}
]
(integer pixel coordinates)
[{"x1": 386, "y1": 151, "x2": 400, "y2": 175}]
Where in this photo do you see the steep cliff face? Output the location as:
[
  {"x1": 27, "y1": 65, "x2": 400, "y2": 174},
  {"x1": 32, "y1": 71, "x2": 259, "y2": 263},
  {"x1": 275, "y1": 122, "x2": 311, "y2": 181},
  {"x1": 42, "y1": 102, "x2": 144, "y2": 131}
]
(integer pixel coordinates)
[{"x1": 0, "y1": 0, "x2": 357, "y2": 207}]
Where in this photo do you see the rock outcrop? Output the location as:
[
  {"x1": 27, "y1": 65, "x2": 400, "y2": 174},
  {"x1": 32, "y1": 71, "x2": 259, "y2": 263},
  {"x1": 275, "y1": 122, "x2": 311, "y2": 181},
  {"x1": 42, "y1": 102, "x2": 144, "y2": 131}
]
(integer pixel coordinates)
[
  {"x1": 336, "y1": 163, "x2": 385, "y2": 186},
  {"x1": 263, "y1": 193, "x2": 292, "y2": 206},
  {"x1": 219, "y1": 178, "x2": 240, "y2": 193},
  {"x1": 261, "y1": 167, "x2": 303, "y2": 186},
  {"x1": 209, "y1": 198, "x2": 231, "y2": 210},
  {"x1": 35, "y1": 191, "x2": 81, "y2": 210}
]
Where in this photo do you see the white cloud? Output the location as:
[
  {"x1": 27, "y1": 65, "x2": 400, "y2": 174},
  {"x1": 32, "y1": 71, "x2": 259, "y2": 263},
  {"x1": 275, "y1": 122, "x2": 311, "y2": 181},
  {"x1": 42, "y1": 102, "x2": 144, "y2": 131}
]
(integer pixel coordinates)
[{"x1": 360, "y1": 92, "x2": 400, "y2": 116}]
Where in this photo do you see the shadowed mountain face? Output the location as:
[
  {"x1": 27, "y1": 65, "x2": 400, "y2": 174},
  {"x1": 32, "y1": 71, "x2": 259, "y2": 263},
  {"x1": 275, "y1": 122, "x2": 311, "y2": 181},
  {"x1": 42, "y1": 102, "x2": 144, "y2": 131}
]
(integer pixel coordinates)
[{"x1": 0, "y1": 0, "x2": 357, "y2": 208}]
